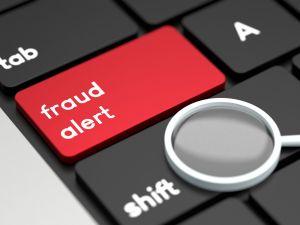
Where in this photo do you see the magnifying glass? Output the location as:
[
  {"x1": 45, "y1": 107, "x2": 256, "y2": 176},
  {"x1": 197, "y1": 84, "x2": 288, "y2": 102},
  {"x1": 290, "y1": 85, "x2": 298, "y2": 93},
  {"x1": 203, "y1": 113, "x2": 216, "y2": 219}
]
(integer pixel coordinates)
[{"x1": 164, "y1": 98, "x2": 300, "y2": 192}]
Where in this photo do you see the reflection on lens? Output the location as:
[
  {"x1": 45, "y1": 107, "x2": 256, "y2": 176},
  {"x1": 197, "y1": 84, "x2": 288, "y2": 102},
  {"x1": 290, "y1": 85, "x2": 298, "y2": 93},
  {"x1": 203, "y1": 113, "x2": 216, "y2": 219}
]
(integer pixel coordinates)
[{"x1": 173, "y1": 108, "x2": 274, "y2": 177}]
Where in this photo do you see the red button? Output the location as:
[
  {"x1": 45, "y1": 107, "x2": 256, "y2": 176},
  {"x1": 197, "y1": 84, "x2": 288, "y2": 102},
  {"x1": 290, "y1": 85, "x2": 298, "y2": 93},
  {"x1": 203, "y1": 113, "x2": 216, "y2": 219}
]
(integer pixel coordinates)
[{"x1": 16, "y1": 26, "x2": 225, "y2": 163}]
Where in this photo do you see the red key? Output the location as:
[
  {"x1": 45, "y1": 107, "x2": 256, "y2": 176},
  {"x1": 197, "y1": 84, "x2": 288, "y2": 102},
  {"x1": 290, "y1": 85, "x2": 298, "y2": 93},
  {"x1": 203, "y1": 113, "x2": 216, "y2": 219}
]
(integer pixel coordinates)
[{"x1": 16, "y1": 26, "x2": 225, "y2": 163}]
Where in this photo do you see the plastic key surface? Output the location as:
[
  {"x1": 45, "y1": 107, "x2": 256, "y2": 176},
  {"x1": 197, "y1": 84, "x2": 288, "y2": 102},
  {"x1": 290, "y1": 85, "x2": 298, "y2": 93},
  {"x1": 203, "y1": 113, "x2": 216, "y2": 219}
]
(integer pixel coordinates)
[
  {"x1": 0, "y1": 108, "x2": 97, "y2": 225},
  {"x1": 76, "y1": 118, "x2": 218, "y2": 225},
  {"x1": 0, "y1": 0, "x2": 137, "y2": 91},
  {"x1": 182, "y1": 0, "x2": 300, "y2": 75},
  {"x1": 251, "y1": 160, "x2": 300, "y2": 225},
  {"x1": 16, "y1": 26, "x2": 225, "y2": 163}
]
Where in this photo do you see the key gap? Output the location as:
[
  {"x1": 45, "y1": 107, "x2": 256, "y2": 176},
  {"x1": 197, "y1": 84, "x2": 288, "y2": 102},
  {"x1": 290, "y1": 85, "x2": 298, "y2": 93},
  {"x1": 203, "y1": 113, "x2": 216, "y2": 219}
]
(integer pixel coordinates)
[
  {"x1": 247, "y1": 196, "x2": 280, "y2": 225},
  {"x1": 166, "y1": 193, "x2": 229, "y2": 225},
  {"x1": 0, "y1": 0, "x2": 35, "y2": 15},
  {"x1": 112, "y1": 0, "x2": 222, "y2": 29},
  {"x1": 277, "y1": 148, "x2": 300, "y2": 170},
  {"x1": 276, "y1": 0, "x2": 300, "y2": 21}
]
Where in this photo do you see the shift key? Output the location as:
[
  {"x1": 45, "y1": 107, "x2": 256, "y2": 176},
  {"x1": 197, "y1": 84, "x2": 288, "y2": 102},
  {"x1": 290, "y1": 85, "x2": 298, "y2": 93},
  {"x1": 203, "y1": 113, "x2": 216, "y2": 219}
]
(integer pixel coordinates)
[
  {"x1": 76, "y1": 119, "x2": 218, "y2": 225},
  {"x1": 16, "y1": 26, "x2": 225, "y2": 163}
]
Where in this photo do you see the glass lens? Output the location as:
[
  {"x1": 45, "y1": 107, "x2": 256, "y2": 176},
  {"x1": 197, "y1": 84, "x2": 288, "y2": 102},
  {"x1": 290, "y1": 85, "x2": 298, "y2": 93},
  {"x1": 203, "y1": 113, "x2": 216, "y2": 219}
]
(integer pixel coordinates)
[{"x1": 173, "y1": 108, "x2": 274, "y2": 177}]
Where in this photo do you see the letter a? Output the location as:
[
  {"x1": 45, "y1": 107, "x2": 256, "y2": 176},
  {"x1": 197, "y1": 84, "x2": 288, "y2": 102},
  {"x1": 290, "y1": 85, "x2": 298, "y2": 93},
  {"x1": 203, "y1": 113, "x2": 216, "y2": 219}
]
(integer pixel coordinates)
[
  {"x1": 61, "y1": 126, "x2": 78, "y2": 140},
  {"x1": 234, "y1": 22, "x2": 261, "y2": 42}
]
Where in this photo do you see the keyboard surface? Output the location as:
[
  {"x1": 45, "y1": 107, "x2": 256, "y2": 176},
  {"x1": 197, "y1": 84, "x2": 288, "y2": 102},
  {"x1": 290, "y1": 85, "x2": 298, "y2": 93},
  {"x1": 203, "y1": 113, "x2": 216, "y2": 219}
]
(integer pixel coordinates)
[{"x1": 1, "y1": 0, "x2": 300, "y2": 224}]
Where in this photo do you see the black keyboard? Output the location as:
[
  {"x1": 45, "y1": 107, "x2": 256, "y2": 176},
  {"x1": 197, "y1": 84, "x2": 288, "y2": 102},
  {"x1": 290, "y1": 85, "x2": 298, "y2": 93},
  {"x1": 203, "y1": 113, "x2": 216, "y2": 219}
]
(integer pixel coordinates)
[{"x1": 1, "y1": 0, "x2": 300, "y2": 224}]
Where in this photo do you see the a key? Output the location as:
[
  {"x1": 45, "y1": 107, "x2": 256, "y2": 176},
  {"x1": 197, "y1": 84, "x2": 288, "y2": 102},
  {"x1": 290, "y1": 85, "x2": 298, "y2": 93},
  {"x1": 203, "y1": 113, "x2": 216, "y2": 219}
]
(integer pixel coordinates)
[
  {"x1": 75, "y1": 66, "x2": 299, "y2": 225},
  {"x1": 16, "y1": 26, "x2": 225, "y2": 163},
  {"x1": 0, "y1": 108, "x2": 97, "y2": 225},
  {"x1": 76, "y1": 118, "x2": 219, "y2": 225},
  {"x1": 178, "y1": 199, "x2": 264, "y2": 225},
  {"x1": 0, "y1": 0, "x2": 137, "y2": 92},
  {"x1": 216, "y1": 67, "x2": 300, "y2": 161},
  {"x1": 119, "y1": 0, "x2": 214, "y2": 26},
  {"x1": 0, "y1": 0, "x2": 31, "y2": 14},
  {"x1": 182, "y1": 0, "x2": 300, "y2": 76},
  {"x1": 251, "y1": 160, "x2": 300, "y2": 225}
]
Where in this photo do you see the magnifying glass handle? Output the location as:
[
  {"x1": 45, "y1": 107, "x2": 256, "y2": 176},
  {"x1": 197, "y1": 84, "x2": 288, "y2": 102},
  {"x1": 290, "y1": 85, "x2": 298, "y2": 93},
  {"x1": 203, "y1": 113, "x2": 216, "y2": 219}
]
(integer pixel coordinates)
[{"x1": 281, "y1": 135, "x2": 300, "y2": 147}]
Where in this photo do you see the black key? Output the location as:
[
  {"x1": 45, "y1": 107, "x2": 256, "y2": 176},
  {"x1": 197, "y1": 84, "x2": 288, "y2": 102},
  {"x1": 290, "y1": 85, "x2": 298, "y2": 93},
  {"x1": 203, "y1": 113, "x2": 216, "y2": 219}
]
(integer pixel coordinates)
[
  {"x1": 0, "y1": 0, "x2": 137, "y2": 92},
  {"x1": 216, "y1": 67, "x2": 300, "y2": 161},
  {"x1": 120, "y1": 0, "x2": 214, "y2": 26},
  {"x1": 179, "y1": 198, "x2": 264, "y2": 225},
  {"x1": 182, "y1": 0, "x2": 300, "y2": 76},
  {"x1": 0, "y1": 0, "x2": 31, "y2": 14},
  {"x1": 251, "y1": 160, "x2": 300, "y2": 225},
  {"x1": 76, "y1": 119, "x2": 217, "y2": 225}
]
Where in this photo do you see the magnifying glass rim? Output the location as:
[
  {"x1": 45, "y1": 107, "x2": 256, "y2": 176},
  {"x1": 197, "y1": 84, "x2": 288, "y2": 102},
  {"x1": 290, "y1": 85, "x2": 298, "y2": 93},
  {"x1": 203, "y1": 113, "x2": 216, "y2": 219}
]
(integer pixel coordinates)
[{"x1": 164, "y1": 98, "x2": 281, "y2": 192}]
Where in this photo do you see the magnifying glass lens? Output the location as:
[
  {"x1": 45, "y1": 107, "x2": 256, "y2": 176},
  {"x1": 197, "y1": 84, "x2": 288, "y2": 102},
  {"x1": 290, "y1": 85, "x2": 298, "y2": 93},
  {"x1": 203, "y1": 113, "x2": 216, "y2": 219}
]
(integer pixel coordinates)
[{"x1": 173, "y1": 108, "x2": 274, "y2": 177}]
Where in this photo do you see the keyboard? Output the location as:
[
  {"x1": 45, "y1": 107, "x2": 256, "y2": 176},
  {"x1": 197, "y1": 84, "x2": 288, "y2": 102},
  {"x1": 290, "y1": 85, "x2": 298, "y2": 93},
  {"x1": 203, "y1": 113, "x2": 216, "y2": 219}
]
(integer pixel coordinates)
[{"x1": 1, "y1": 0, "x2": 300, "y2": 224}]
